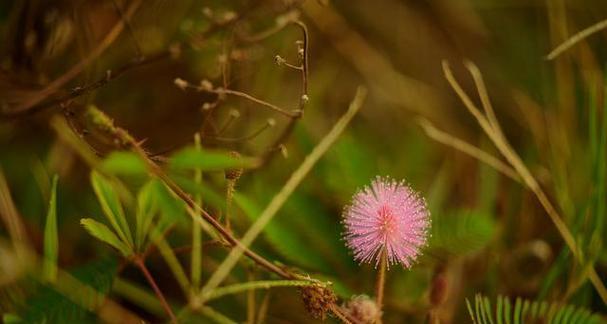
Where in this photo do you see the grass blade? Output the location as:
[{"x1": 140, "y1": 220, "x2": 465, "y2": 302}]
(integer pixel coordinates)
[{"x1": 43, "y1": 175, "x2": 59, "y2": 282}]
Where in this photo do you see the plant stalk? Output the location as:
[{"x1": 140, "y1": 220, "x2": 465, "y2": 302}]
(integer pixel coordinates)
[
  {"x1": 134, "y1": 257, "x2": 177, "y2": 323},
  {"x1": 375, "y1": 249, "x2": 387, "y2": 323}
]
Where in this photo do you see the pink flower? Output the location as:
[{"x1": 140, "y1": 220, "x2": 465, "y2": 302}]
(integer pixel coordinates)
[{"x1": 343, "y1": 177, "x2": 430, "y2": 268}]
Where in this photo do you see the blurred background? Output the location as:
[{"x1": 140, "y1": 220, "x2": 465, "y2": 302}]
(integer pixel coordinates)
[{"x1": 1, "y1": 0, "x2": 607, "y2": 323}]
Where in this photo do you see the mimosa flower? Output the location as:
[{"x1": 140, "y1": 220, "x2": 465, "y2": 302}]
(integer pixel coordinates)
[{"x1": 343, "y1": 177, "x2": 430, "y2": 268}]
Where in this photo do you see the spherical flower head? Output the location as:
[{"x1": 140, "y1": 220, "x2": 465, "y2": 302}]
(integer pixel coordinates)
[{"x1": 343, "y1": 176, "x2": 430, "y2": 268}]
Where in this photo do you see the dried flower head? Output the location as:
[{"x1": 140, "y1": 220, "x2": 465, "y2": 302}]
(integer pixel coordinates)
[
  {"x1": 343, "y1": 295, "x2": 380, "y2": 324},
  {"x1": 343, "y1": 176, "x2": 430, "y2": 268},
  {"x1": 300, "y1": 284, "x2": 337, "y2": 320}
]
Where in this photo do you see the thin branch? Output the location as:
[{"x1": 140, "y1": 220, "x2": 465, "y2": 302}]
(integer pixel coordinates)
[
  {"x1": 111, "y1": 0, "x2": 142, "y2": 58},
  {"x1": 417, "y1": 117, "x2": 520, "y2": 182},
  {"x1": 134, "y1": 256, "x2": 177, "y2": 323},
  {"x1": 199, "y1": 87, "x2": 367, "y2": 302},
  {"x1": 546, "y1": 18, "x2": 607, "y2": 60},
  {"x1": 216, "y1": 88, "x2": 301, "y2": 118},
  {"x1": 210, "y1": 119, "x2": 275, "y2": 143}
]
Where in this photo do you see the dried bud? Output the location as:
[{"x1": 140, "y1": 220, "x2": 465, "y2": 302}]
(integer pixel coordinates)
[
  {"x1": 343, "y1": 295, "x2": 380, "y2": 324},
  {"x1": 279, "y1": 144, "x2": 288, "y2": 158},
  {"x1": 229, "y1": 109, "x2": 240, "y2": 118},
  {"x1": 202, "y1": 7, "x2": 213, "y2": 18},
  {"x1": 174, "y1": 78, "x2": 188, "y2": 91},
  {"x1": 200, "y1": 79, "x2": 213, "y2": 91},
  {"x1": 225, "y1": 151, "x2": 243, "y2": 181},
  {"x1": 201, "y1": 103, "x2": 213, "y2": 111},
  {"x1": 222, "y1": 11, "x2": 237, "y2": 23},
  {"x1": 301, "y1": 285, "x2": 337, "y2": 320},
  {"x1": 274, "y1": 55, "x2": 286, "y2": 66}
]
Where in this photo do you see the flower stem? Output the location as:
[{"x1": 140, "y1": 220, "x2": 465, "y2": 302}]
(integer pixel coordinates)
[
  {"x1": 134, "y1": 257, "x2": 177, "y2": 323},
  {"x1": 375, "y1": 249, "x2": 388, "y2": 323}
]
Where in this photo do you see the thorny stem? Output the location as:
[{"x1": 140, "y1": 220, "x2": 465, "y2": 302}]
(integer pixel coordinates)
[
  {"x1": 375, "y1": 250, "x2": 387, "y2": 323},
  {"x1": 134, "y1": 256, "x2": 177, "y2": 323},
  {"x1": 130, "y1": 142, "x2": 293, "y2": 280},
  {"x1": 330, "y1": 304, "x2": 354, "y2": 324}
]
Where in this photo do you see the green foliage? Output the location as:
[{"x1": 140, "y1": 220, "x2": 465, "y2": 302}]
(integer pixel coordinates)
[
  {"x1": 20, "y1": 258, "x2": 117, "y2": 324},
  {"x1": 135, "y1": 180, "x2": 160, "y2": 250},
  {"x1": 43, "y1": 175, "x2": 59, "y2": 282},
  {"x1": 429, "y1": 209, "x2": 496, "y2": 256},
  {"x1": 80, "y1": 218, "x2": 132, "y2": 257},
  {"x1": 234, "y1": 192, "x2": 334, "y2": 273},
  {"x1": 101, "y1": 151, "x2": 147, "y2": 176},
  {"x1": 90, "y1": 171, "x2": 133, "y2": 247},
  {"x1": 169, "y1": 146, "x2": 257, "y2": 172},
  {"x1": 465, "y1": 294, "x2": 604, "y2": 324}
]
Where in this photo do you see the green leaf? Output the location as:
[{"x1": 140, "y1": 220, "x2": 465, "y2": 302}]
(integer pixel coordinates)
[
  {"x1": 169, "y1": 146, "x2": 258, "y2": 171},
  {"x1": 135, "y1": 180, "x2": 160, "y2": 250},
  {"x1": 81, "y1": 218, "x2": 132, "y2": 257},
  {"x1": 90, "y1": 171, "x2": 133, "y2": 247},
  {"x1": 429, "y1": 209, "x2": 495, "y2": 256},
  {"x1": 234, "y1": 192, "x2": 333, "y2": 273},
  {"x1": 21, "y1": 257, "x2": 117, "y2": 324},
  {"x1": 465, "y1": 294, "x2": 604, "y2": 324},
  {"x1": 43, "y1": 174, "x2": 59, "y2": 282},
  {"x1": 101, "y1": 151, "x2": 147, "y2": 176},
  {"x1": 2, "y1": 314, "x2": 22, "y2": 324}
]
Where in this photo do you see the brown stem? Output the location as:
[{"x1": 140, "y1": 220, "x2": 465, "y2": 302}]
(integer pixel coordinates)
[
  {"x1": 375, "y1": 250, "x2": 387, "y2": 323},
  {"x1": 131, "y1": 144, "x2": 293, "y2": 280},
  {"x1": 134, "y1": 257, "x2": 177, "y2": 323},
  {"x1": 329, "y1": 304, "x2": 355, "y2": 324}
]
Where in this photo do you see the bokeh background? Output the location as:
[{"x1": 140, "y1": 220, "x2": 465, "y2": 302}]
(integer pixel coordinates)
[{"x1": 1, "y1": 0, "x2": 607, "y2": 323}]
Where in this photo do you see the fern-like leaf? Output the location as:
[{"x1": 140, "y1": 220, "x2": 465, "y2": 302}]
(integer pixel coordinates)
[{"x1": 466, "y1": 294, "x2": 604, "y2": 324}]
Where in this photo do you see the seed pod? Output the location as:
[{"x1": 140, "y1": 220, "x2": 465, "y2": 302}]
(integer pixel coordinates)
[
  {"x1": 300, "y1": 284, "x2": 337, "y2": 320},
  {"x1": 225, "y1": 151, "x2": 243, "y2": 181}
]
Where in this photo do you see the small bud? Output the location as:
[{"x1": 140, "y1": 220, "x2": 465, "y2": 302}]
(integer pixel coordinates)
[
  {"x1": 229, "y1": 109, "x2": 240, "y2": 118},
  {"x1": 300, "y1": 285, "x2": 337, "y2": 320},
  {"x1": 301, "y1": 94, "x2": 309, "y2": 103},
  {"x1": 201, "y1": 103, "x2": 213, "y2": 110},
  {"x1": 202, "y1": 7, "x2": 213, "y2": 18},
  {"x1": 279, "y1": 144, "x2": 288, "y2": 158},
  {"x1": 274, "y1": 55, "x2": 286, "y2": 66},
  {"x1": 200, "y1": 79, "x2": 213, "y2": 91},
  {"x1": 267, "y1": 118, "x2": 276, "y2": 127},
  {"x1": 222, "y1": 11, "x2": 237, "y2": 23},
  {"x1": 225, "y1": 151, "x2": 243, "y2": 181},
  {"x1": 174, "y1": 78, "x2": 188, "y2": 91}
]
